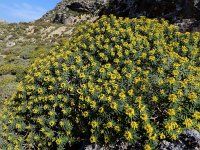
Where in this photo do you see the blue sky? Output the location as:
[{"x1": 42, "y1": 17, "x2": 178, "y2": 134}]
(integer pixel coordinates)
[{"x1": 0, "y1": 0, "x2": 61, "y2": 23}]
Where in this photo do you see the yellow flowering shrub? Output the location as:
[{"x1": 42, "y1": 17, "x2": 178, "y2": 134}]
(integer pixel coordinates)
[{"x1": 0, "y1": 15, "x2": 200, "y2": 149}]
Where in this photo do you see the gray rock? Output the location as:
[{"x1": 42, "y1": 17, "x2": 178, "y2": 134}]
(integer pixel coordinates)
[
  {"x1": 40, "y1": 0, "x2": 109, "y2": 24},
  {"x1": 194, "y1": 0, "x2": 200, "y2": 10},
  {"x1": 159, "y1": 129, "x2": 200, "y2": 150},
  {"x1": 159, "y1": 140, "x2": 185, "y2": 150},
  {"x1": 174, "y1": 19, "x2": 196, "y2": 32},
  {"x1": 64, "y1": 28, "x2": 74, "y2": 36},
  {"x1": 5, "y1": 35, "x2": 13, "y2": 41},
  {"x1": 180, "y1": 129, "x2": 200, "y2": 149},
  {"x1": 16, "y1": 37, "x2": 25, "y2": 42},
  {"x1": 6, "y1": 41, "x2": 15, "y2": 47},
  {"x1": 80, "y1": 140, "x2": 135, "y2": 150},
  {"x1": 84, "y1": 144, "x2": 104, "y2": 150},
  {"x1": 64, "y1": 16, "x2": 76, "y2": 25}
]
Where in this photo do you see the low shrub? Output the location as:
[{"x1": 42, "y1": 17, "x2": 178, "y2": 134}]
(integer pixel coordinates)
[
  {"x1": 0, "y1": 80, "x2": 18, "y2": 101},
  {"x1": 0, "y1": 76, "x2": 16, "y2": 86},
  {"x1": 0, "y1": 64, "x2": 26, "y2": 76},
  {"x1": 4, "y1": 54, "x2": 18, "y2": 63}
]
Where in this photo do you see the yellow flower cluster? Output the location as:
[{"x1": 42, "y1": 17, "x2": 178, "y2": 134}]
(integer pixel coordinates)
[
  {"x1": 165, "y1": 122, "x2": 179, "y2": 131},
  {"x1": 124, "y1": 131, "x2": 133, "y2": 141},
  {"x1": 183, "y1": 118, "x2": 193, "y2": 128}
]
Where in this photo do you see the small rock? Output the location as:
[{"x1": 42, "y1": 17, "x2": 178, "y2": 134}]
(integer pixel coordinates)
[
  {"x1": 84, "y1": 144, "x2": 103, "y2": 150},
  {"x1": 16, "y1": 37, "x2": 25, "y2": 42},
  {"x1": 6, "y1": 41, "x2": 15, "y2": 47},
  {"x1": 26, "y1": 26, "x2": 35, "y2": 34},
  {"x1": 64, "y1": 16, "x2": 77, "y2": 25},
  {"x1": 64, "y1": 28, "x2": 74, "y2": 36},
  {"x1": 81, "y1": 140, "x2": 134, "y2": 150},
  {"x1": 158, "y1": 140, "x2": 185, "y2": 150},
  {"x1": 48, "y1": 26, "x2": 67, "y2": 38},
  {"x1": 194, "y1": 0, "x2": 200, "y2": 10},
  {"x1": 5, "y1": 35, "x2": 13, "y2": 41},
  {"x1": 159, "y1": 129, "x2": 200, "y2": 150},
  {"x1": 174, "y1": 19, "x2": 196, "y2": 32},
  {"x1": 89, "y1": 16, "x2": 99, "y2": 22},
  {"x1": 180, "y1": 129, "x2": 200, "y2": 149}
]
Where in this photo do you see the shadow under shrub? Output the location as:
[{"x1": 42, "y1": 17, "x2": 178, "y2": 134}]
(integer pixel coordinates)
[{"x1": 0, "y1": 15, "x2": 200, "y2": 150}]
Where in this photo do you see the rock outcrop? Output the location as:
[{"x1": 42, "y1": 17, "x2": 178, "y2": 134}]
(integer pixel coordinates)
[
  {"x1": 40, "y1": 0, "x2": 200, "y2": 31},
  {"x1": 106, "y1": 0, "x2": 200, "y2": 19},
  {"x1": 40, "y1": 0, "x2": 109, "y2": 25}
]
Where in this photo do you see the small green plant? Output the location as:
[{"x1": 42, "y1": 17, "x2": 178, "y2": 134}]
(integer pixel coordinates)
[
  {"x1": 0, "y1": 15, "x2": 200, "y2": 150},
  {"x1": 0, "y1": 75, "x2": 18, "y2": 101},
  {"x1": 0, "y1": 76, "x2": 16, "y2": 86},
  {"x1": 4, "y1": 54, "x2": 18, "y2": 63},
  {"x1": 0, "y1": 64, "x2": 25, "y2": 76}
]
